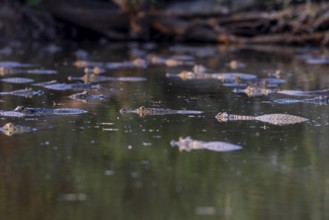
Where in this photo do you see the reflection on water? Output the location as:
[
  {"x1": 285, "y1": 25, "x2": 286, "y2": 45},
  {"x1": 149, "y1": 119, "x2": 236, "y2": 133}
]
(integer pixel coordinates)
[{"x1": 0, "y1": 42, "x2": 329, "y2": 219}]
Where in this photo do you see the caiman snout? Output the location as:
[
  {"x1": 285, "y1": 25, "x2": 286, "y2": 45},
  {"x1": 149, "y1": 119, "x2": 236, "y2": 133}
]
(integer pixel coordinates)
[{"x1": 119, "y1": 108, "x2": 128, "y2": 115}]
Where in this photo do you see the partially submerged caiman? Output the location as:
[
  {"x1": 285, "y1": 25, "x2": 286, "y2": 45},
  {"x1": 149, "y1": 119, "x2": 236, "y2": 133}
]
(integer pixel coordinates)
[
  {"x1": 42, "y1": 82, "x2": 101, "y2": 91},
  {"x1": 33, "y1": 80, "x2": 100, "y2": 91},
  {"x1": 0, "y1": 88, "x2": 44, "y2": 98},
  {"x1": 273, "y1": 96, "x2": 328, "y2": 104},
  {"x1": 166, "y1": 65, "x2": 257, "y2": 81},
  {"x1": 1, "y1": 77, "x2": 35, "y2": 84},
  {"x1": 120, "y1": 106, "x2": 203, "y2": 117},
  {"x1": 13, "y1": 106, "x2": 88, "y2": 116},
  {"x1": 0, "y1": 122, "x2": 37, "y2": 136},
  {"x1": 0, "y1": 105, "x2": 88, "y2": 117},
  {"x1": 216, "y1": 112, "x2": 309, "y2": 125},
  {"x1": 170, "y1": 136, "x2": 242, "y2": 152},
  {"x1": 68, "y1": 73, "x2": 147, "y2": 84},
  {"x1": 68, "y1": 91, "x2": 105, "y2": 102},
  {"x1": 167, "y1": 70, "x2": 257, "y2": 82},
  {"x1": 234, "y1": 83, "x2": 329, "y2": 97},
  {"x1": 0, "y1": 67, "x2": 57, "y2": 76}
]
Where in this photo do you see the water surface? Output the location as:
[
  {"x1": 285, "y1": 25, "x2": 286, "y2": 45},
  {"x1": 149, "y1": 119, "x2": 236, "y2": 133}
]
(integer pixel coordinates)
[{"x1": 0, "y1": 41, "x2": 328, "y2": 220}]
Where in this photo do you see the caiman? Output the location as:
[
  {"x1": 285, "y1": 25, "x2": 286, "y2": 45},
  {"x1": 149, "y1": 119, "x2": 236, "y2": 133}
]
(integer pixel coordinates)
[
  {"x1": 0, "y1": 88, "x2": 44, "y2": 98},
  {"x1": 147, "y1": 54, "x2": 194, "y2": 67},
  {"x1": 167, "y1": 69, "x2": 257, "y2": 82},
  {"x1": 170, "y1": 136, "x2": 242, "y2": 152},
  {"x1": 120, "y1": 106, "x2": 203, "y2": 117},
  {"x1": 33, "y1": 79, "x2": 101, "y2": 91},
  {"x1": 273, "y1": 96, "x2": 328, "y2": 104},
  {"x1": 74, "y1": 58, "x2": 149, "y2": 69},
  {"x1": 216, "y1": 112, "x2": 309, "y2": 125},
  {"x1": 68, "y1": 73, "x2": 147, "y2": 84},
  {"x1": 276, "y1": 89, "x2": 329, "y2": 96},
  {"x1": 14, "y1": 106, "x2": 88, "y2": 116},
  {"x1": 1, "y1": 77, "x2": 35, "y2": 84},
  {"x1": 0, "y1": 107, "x2": 26, "y2": 117},
  {"x1": 106, "y1": 58, "x2": 149, "y2": 69},
  {"x1": 68, "y1": 91, "x2": 105, "y2": 101},
  {"x1": 233, "y1": 81, "x2": 276, "y2": 97},
  {"x1": 0, "y1": 67, "x2": 57, "y2": 76},
  {"x1": 234, "y1": 83, "x2": 329, "y2": 97},
  {"x1": 43, "y1": 82, "x2": 101, "y2": 91},
  {"x1": 0, "y1": 122, "x2": 36, "y2": 136}
]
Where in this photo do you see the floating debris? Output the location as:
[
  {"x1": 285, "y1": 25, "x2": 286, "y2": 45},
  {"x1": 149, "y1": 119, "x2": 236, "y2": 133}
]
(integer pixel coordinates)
[
  {"x1": 120, "y1": 106, "x2": 203, "y2": 117},
  {"x1": 216, "y1": 112, "x2": 309, "y2": 125},
  {"x1": 1, "y1": 77, "x2": 35, "y2": 84},
  {"x1": 170, "y1": 136, "x2": 242, "y2": 152},
  {"x1": 0, "y1": 122, "x2": 37, "y2": 136}
]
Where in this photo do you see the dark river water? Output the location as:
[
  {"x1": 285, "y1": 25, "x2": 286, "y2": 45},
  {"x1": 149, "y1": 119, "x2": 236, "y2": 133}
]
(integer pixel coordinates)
[{"x1": 0, "y1": 41, "x2": 328, "y2": 220}]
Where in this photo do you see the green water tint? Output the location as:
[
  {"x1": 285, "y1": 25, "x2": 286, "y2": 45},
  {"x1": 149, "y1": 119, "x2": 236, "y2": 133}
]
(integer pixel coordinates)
[{"x1": 0, "y1": 42, "x2": 328, "y2": 220}]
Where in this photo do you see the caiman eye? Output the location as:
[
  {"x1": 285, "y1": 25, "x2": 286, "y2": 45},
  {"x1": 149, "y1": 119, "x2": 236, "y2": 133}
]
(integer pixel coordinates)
[{"x1": 15, "y1": 106, "x2": 25, "y2": 112}]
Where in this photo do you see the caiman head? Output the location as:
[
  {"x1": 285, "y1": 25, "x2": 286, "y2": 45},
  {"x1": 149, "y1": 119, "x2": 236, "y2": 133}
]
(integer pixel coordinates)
[
  {"x1": 119, "y1": 108, "x2": 128, "y2": 115},
  {"x1": 178, "y1": 71, "x2": 194, "y2": 80},
  {"x1": 14, "y1": 106, "x2": 27, "y2": 113},
  {"x1": 2, "y1": 122, "x2": 17, "y2": 136},
  {"x1": 136, "y1": 106, "x2": 150, "y2": 117},
  {"x1": 76, "y1": 91, "x2": 89, "y2": 99},
  {"x1": 215, "y1": 112, "x2": 229, "y2": 122},
  {"x1": 170, "y1": 137, "x2": 193, "y2": 152}
]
